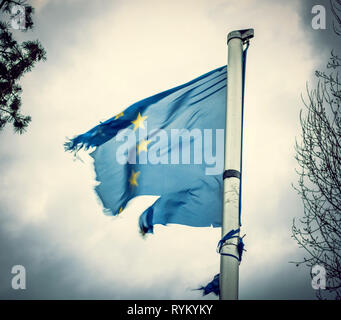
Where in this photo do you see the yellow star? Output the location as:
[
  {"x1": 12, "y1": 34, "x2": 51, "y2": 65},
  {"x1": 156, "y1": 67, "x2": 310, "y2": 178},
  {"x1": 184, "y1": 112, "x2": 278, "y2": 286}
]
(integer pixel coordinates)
[
  {"x1": 131, "y1": 112, "x2": 148, "y2": 131},
  {"x1": 117, "y1": 207, "x2": 123, "y2": 215},
  {"x1": 115, "y1": 112, "x2": 124, "y2": 119},
  {"x1": 137, "y1": 139, "x2": 152, "y2": 154},
  {"x1": 129, "y1": 170, "x2": 140, "y2": 187}
]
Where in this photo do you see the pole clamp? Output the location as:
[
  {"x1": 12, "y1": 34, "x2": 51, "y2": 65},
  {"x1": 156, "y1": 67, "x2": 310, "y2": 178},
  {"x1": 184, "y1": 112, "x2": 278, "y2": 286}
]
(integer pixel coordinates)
[
  {"x1": 223, "y1": 169, "x2": 240, "y2": 180},
  {"x1": 227, "y1": 28, "x2": 254, "y2": 45}
]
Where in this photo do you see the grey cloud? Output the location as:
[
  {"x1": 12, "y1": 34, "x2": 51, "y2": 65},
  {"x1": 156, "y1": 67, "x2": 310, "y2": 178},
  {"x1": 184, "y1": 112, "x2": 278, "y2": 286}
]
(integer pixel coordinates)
[
  {"x1": 0, "y1": 0, "x2": 333, "y2": 300},
  {"x1": 298, "y1": 0, "x2": 341, "y2": 61}
]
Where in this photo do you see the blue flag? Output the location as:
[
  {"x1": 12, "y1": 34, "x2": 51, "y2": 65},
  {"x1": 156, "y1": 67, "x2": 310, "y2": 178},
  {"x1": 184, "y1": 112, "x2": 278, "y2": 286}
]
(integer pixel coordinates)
[{"x1": 65, "y1": 66, "x2": 227, "y2": 234}]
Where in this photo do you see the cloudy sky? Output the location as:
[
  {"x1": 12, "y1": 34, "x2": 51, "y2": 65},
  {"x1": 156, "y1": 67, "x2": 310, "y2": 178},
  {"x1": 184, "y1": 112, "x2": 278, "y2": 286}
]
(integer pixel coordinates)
[{"x1": 0, "y1": 0, "x2": 339, "y2": 299}]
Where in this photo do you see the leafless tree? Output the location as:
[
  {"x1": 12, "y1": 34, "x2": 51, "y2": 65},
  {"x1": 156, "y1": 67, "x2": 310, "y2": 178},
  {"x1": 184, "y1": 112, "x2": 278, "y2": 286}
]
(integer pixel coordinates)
[
  {"x1": 331, "y1": 0, "x2": 341, "y2": 35},
  {"x1": 292, "y1": 52, "x2": 341, "y2": 299}
]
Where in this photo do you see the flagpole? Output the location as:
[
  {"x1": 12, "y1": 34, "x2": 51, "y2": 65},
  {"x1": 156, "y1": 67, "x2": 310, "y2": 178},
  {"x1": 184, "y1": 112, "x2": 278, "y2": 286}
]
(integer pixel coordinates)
[{"x1": 220, "y1": 29, "x2": 254, "y2": 300}]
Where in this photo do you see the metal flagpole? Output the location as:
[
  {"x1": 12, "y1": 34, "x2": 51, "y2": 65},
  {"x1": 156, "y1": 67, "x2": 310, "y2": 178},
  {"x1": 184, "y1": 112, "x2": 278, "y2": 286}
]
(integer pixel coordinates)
[{"x1": 220, "y1": 29, "x2": 254, "y2": 300}]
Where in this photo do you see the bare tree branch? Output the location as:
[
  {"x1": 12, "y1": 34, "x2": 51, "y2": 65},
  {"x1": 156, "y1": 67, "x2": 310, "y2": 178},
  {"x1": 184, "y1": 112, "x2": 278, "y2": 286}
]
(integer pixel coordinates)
[
  {"x1": 331, "y1": 0, "x2": 341, "y2": 35},
  {"x1": 292, "y1": 53, "x2": 341, "y2": 300}
]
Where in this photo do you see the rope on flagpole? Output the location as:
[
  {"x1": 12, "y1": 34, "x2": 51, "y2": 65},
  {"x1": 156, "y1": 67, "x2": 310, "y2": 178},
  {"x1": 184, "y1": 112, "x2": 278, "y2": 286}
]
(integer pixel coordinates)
[{"x1": 217, "y1": 228, "x2": 246, "y2": 263}]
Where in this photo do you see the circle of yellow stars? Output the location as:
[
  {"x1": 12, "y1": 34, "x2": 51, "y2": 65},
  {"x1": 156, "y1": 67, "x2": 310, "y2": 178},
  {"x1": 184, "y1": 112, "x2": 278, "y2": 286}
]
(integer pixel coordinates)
[{"x1": 114, "y1": 111, "x2": 154, "y2": 189}]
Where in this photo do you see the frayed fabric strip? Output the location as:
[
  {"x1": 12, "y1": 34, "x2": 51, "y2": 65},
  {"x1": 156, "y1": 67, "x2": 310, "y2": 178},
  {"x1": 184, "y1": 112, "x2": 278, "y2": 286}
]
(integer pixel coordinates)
[
  {"x1": 197, "y1": 274, "x2": 220, "y2": 296},
  {"x1": 217, "y1": 228, "x2": 245, "y2": 262}
]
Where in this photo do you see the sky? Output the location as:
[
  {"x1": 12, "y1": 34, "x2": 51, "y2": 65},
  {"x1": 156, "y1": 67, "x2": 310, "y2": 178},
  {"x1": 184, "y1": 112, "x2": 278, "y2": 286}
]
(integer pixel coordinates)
[{"x1": 0, "y1": 0, "x2": 339, "y2": 299}]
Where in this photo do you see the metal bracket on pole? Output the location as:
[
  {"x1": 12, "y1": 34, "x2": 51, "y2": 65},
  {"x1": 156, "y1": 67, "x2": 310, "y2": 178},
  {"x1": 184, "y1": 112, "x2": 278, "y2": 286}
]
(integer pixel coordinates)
[{"x1": 227, "y1": 28, "x2": 254, "y2": 45}]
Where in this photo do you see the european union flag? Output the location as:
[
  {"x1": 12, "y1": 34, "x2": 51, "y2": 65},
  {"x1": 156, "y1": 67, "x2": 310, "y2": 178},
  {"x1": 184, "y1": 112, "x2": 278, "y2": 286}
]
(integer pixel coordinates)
[{"x1": 65, "y1": 66, "x2": 227, "y2": 234}]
